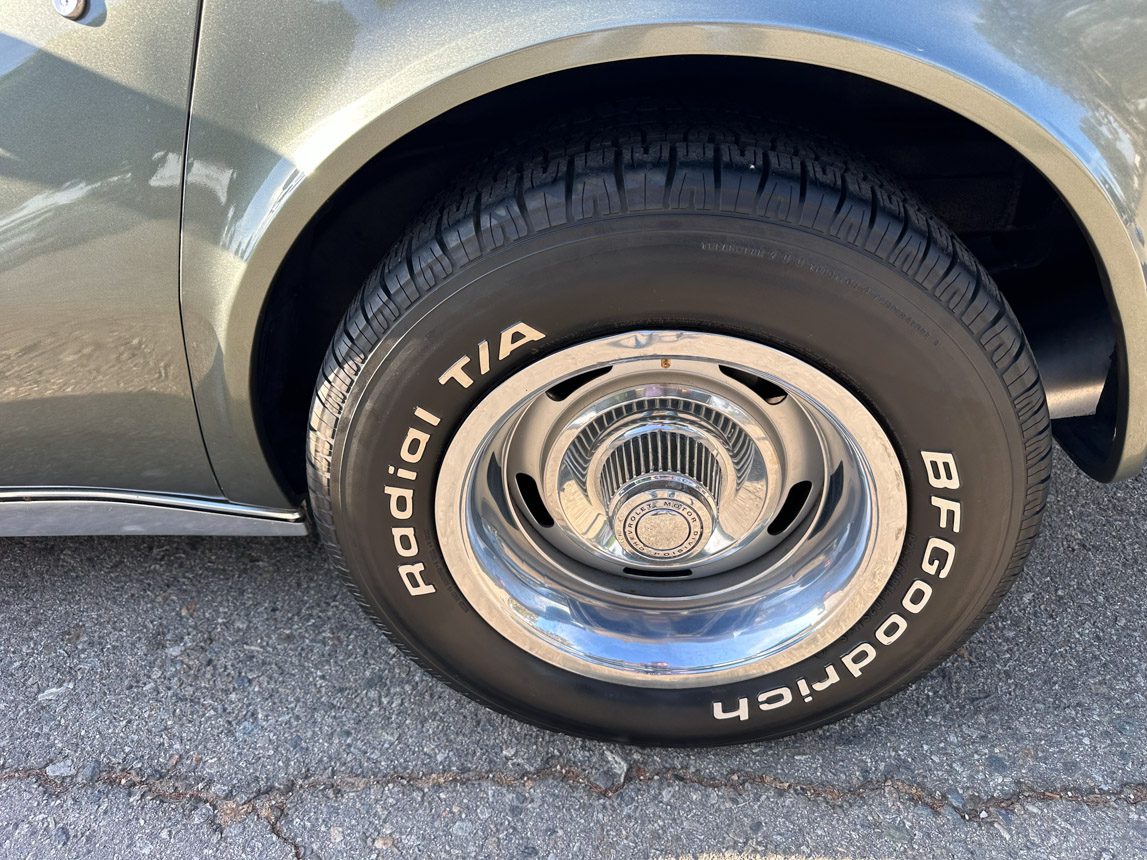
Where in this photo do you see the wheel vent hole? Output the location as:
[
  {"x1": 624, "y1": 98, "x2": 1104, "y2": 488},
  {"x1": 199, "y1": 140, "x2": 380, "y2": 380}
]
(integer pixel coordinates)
[
  {"x1": 515, "y1": 473, "x2": 554, "y2": 527},
  {"x1": 622, "y1": 566, "x2": 693, "y2": 578},
  {"x1": 719, "y1": 365, "x2": 787, "y2": 404},
  {"x1": 768, "y1": 481, "x2": 813, "y2": 535},
  {"x1": 545, "y1": 367, "x2": 612, "y2": 401}
]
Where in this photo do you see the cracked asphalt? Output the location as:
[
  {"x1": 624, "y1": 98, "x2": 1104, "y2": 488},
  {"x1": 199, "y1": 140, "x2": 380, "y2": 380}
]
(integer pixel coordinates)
[{"x1": 1, "y1": 449, "x2": 1146, "y2": 859}]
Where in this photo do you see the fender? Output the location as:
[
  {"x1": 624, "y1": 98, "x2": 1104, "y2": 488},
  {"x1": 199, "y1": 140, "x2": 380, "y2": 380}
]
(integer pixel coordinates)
[{"x1": 181, "y1": 1, "x2": 1147, "y2": 506}]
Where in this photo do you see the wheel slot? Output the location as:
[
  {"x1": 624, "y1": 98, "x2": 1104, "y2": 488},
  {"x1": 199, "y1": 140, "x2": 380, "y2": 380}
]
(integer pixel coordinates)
[
  {"x1": 545, "y1": 367, "x2": 612, "y2": 401},
  {"x1": 514, "y1": 473, "x2": 555, "y2": 527},
  {"x1": 622, "y1": 566, "x2": 694, "y2": 578},
  {"x1": 719, "y1": 365, "x2": 787, "y2": 404},
  {"x1": 767, "y1": 480, "x2": 813, "y2": 535}
]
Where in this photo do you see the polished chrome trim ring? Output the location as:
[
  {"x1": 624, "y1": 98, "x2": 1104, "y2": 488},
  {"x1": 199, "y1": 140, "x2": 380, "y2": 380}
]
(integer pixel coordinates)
[{"x1": 436, "y1": 331, "x2": 907, "y2": 688}]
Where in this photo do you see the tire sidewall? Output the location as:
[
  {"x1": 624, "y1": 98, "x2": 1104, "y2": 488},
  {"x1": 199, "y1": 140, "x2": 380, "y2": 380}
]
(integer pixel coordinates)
[{"x1": 325, "y1": 214, "x2": 1027, "y2": 743}]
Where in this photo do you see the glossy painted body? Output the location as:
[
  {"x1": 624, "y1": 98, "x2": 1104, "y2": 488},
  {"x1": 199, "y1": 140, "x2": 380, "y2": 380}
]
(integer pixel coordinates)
[
  {"x1": 181, "y1": 0, "x2": 1147, "y2": 507},
  {"x1": 0, "y1": 0, "x2": 218, "y2": 495},
  {"x1": 1, "y1": 1, "x2": 1146, "y2": 518}
]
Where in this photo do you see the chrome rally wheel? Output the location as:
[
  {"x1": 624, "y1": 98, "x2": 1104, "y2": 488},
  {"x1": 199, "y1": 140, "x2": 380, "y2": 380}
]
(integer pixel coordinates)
[
  {"x1": 436, "y1": 330, "x2": 906, "y2": 687},
  {"x1": 308, "y1": 116, "x2": 1050, "y2": 743}
]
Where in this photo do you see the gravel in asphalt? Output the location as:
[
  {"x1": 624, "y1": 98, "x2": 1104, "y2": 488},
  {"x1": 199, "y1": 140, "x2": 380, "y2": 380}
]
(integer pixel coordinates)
[{"x1": 1, "y1": 450, "x2": 1145, "y2": 859}]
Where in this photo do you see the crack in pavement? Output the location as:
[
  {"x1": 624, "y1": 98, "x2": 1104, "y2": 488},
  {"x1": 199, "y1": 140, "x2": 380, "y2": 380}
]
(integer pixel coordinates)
[{"x1": 2, "y1": 762, "x2": 1145, "y2": 857}]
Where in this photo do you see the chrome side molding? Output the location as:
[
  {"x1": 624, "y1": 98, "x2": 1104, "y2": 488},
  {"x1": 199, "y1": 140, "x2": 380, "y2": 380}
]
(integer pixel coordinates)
[{"x1": 0, "y1": 490, "x2": 308, "y2": 536}]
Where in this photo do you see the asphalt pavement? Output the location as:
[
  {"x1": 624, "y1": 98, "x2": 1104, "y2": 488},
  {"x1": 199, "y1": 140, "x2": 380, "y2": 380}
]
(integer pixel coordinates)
[{"x1": 1, "y1": 449, "x2": 1146, "y2": 859}]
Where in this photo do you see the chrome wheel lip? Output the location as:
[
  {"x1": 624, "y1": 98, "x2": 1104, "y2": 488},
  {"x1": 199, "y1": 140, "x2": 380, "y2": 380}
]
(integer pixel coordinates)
[{"x1": 435, "y1": 330, "x2": 907, "y2": 689}]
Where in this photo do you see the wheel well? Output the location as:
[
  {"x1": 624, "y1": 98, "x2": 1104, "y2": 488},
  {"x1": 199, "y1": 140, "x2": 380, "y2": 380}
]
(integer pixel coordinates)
[{"x1": 254, "y1": 55, "x2": 1112, "y2": 500}]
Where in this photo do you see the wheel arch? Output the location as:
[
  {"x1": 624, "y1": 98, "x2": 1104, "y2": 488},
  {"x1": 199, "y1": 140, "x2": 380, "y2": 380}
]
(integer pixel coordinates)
[{"x1": 181, "y1": 14, "x2": 1147, "y2": 506}]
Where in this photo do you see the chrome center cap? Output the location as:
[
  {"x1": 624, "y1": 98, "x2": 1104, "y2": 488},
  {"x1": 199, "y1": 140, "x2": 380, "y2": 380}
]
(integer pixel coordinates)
[
  {"x1": 600, "y1": 425, "x2": 722, "y2": 563},
  {"x1": 541, "y1": 374, "x2": 782, "y2": 574},
  {"x1": 611, "y1": 478, "x2": 714, "y2": 561}
]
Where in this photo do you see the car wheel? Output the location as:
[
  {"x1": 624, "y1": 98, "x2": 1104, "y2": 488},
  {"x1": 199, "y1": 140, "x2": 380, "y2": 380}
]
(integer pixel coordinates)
[{"x1": 307, "y1": 114, "x2": 1051, "y2": 744}]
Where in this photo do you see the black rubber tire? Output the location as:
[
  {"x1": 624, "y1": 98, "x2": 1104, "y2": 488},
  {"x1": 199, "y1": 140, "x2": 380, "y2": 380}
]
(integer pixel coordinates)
[{"x1": 307, "y1": 110, "x2": 1051, "y2": 744}]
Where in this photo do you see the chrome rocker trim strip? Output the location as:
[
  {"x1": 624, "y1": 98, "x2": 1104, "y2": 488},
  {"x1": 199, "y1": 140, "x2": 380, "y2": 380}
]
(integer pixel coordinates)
[{"x1": 0, "y1": 490, "x2": 308, "y2": 536}]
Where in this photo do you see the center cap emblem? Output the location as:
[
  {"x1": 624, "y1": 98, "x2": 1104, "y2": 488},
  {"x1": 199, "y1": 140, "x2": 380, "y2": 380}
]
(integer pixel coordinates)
[{"x1": 613, "y1": 487, "x2": 713, "y2": 561}]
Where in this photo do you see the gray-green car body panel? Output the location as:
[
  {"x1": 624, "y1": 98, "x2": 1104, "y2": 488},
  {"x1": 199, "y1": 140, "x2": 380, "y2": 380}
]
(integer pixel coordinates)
[
  {"x1": 1, "y1": 0, "x2": 218, "y2": 497},
  {"x1": 1, "y1": 0, "x2": 1146, "y2": 527}
]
